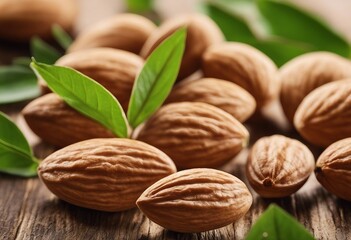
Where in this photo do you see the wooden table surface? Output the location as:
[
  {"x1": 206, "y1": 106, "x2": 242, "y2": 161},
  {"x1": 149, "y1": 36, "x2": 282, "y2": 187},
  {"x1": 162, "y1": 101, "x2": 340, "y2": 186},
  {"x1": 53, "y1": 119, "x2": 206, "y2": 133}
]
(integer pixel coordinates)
[{"x1": 1, "y1": 1, "x2": 351, "y2": 240}]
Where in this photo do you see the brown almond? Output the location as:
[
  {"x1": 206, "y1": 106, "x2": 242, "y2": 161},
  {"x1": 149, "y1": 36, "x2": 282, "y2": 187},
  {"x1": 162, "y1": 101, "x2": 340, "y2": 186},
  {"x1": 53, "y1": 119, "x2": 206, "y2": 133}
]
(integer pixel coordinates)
[
  {"x1": 279, "y1": 52, "x2": 351, "y2": 123},
  {"x1": 246, "y1": 135, "x2": 315, "y2": 198},
  {"x1": 294, "y1": 79, "x2": 351, "y2": 147},
  {"x1": 22, "y1": 93, "x2": 114, "y2": 147},
  {"x1": 40, "y1": 48, "x2": 144, "y2": 111},
  {"x1": 137, "y1": 168, "x2": 252, "y2": 233},
  {"x1": 202, "y1": 42, "x2": 278, "y2": 108},
  {"x1": 0, "y1": 0, "x2": 77, "y2": 41},
  {"x1": 137, "y1": 102, "x2": 249, "y2": 169},
  {"x1": 39, "y1": 138, "x2": 176, "y2": 212},
  {"x1": 315, "y1": 138, "x2": 351, "y2": 201},
  {"x1": 140, "y1": 14, "x2": 224, "y2": 80},
  {"x1": 68, "y1": 14, "x2": 156, "y2": 54}
]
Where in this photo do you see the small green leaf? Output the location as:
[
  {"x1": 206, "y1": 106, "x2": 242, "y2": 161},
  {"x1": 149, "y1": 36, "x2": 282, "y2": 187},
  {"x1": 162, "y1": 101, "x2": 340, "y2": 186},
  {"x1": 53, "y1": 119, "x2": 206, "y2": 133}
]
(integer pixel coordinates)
[
  {"x1": 31, "y1": 60, "x2": 129, "y2": 138},
  {"x1": 126, "y1": 0, "x2": 153, "y2": 12},
  {"x1": 0, "y1": 66, "x2": 40, "y2": 104},
  {"x1": 12, "y1": 57, "x2": 32, "y2": 68},
  {"x1": 52, "y1": 24, "x2": 73, "y2": 50},
  {"x1": 127, "y1": 28, "x2": 186, "y2": 128},
  {"x1": 257, "y1": 0, "x2": 350, "y2": 57},
  {"x1": 0, "y1": 112, "x2": 38, "y2": 177},
  {"x1": 30, "y1": 37, "x2": 61, "y2": 64},
  {"x1": 246, "y1": 204, "x2": 315, "y2": 240}
]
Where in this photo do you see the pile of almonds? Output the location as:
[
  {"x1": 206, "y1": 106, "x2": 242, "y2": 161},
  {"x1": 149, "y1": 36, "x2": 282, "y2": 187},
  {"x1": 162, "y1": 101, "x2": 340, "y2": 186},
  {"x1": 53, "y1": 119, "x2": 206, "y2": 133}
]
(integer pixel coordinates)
[{"x1": 20, "y1": 13, "x2": 351, "y2": 233}]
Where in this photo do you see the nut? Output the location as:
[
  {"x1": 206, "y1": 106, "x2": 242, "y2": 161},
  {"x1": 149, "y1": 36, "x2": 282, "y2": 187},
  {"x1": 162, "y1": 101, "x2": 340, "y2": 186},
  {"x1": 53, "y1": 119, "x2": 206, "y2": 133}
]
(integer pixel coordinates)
[
  {"x1": 202, "y1": 42, "x2": 278, "y2": 108},
  {"x1": 40, "y1": 48, "x2": 144, "y2": 111},
  {"x1": 166, "y1": 78, "x2": 256, "y2": 122},
  {"x1": 136, "y1": 168, "x2": 252, "y2": 233},
  {"x1": 315, "y1": 138, "x2": 351, "y2": 201},
  {"x1": 22, "y1": 93, "x2": 114, "y2": 147},
  {"x1": 68, "y1": 14, "x2": 156, "y2": 54},
  {"x1": 294, "y1": 79, "x2": 351, "y2": 147},
  {"x1": 137, "y1": 102, "x2": 249, "y2": 169},
  {"x1": 140, "y1": 14, "x2": 224, "y2": 80},
  {"x1": 39, "y1": 138, "x2": 176, "y2": 212},
  {"x1": 279, "y1": 52, "x2": 351, "y2": 123},
  {"x1": 246, "y1": 135, "x2": 314, "y2": 198},
  {"x1": 0, "y1": 0, "x2": 77, "y2": 41}
]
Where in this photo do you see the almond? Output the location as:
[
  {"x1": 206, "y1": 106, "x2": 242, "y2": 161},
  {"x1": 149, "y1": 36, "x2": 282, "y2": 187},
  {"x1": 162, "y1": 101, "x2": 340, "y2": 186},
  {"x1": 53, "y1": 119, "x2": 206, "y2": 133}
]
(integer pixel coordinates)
[
  {"x1": 166, "y1": 78, "x2": 256, "y2": 122},
  {"x1": 202, "y1": 42, "x2": 278, "y2": 108},
  {"x1": 294, "y1": 79, "x2": 351, "y2": 147},
  {"x1": 315, "y1": 138, "x2": 351, "y2": 201},
  {"x1": 136, "y1": 168, "x2": 252, "y2": 233},
  {"x1": 22, "y1": 93, "x2": 114, "y2": 147},
  {"x1": 137, "y1": 102, "x2": 249, "y2": 169},
  {"x1": 279, "y1": 52, "x2": 351, "y2": 123},
  {"x1": 39, "y1": 138, "x2": 176, "y2": 212},
  {"x1": 140, "y1": 14, "x2": 224, "y2": 80},
  {"x1": 68, "y1": 14, "x2": 156, "y2": 54},
  {"x1": 39, "y1": 48, "x2": 144, "y2": 111},
  {"x1": 246, "y1": 135, "x2": 315, "y2": 198},
  {"x1": 0, "y1": 0, "x2": 77, "y2": 41}
]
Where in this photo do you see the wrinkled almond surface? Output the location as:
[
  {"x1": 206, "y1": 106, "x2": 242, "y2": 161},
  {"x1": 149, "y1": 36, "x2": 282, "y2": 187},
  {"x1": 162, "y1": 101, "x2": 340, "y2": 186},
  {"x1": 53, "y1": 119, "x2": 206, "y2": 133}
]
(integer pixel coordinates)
[
  {"x1": 315, "y1": 138, "x2": 351, "y2": 201},
  {"x1": 294, "y1": 79, "x2": 351, "y2": 147},
  {"x1": 68, "y1": 14, "x2": 156, "y2": 54},
  {"x1": 166, "y1": 78, "x2": 256, "y2": 122},
  {"x1": 137, "y1": 168, "x2": 252, "y2": 233},
  {"x1": 247, "y1": 135, "x2": 315, "y2": 198},
  {"x1": 279, "y1": 52, "x2": 351, "y2": 123},
  {"x1": 22, "y1": 93, "x2": 114, "y2": 147},
  {"x1": 137, "y1": 102, "x2": 249, "y2": 169},
  {"x1": 202, "y1": 42, "x2": 278, "y2": 108},
  {"x1": 39, "y1": 138, "x2": 176, "y2": 212}
]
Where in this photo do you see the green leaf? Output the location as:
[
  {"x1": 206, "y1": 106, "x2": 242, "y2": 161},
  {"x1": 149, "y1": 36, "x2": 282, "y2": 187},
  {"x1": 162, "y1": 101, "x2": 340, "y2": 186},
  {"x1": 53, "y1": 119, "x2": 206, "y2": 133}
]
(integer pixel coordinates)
[
  {"x1": 126, "y1": 0, "x2": 153, "y2": 12},
  {"x1": 52, "y1": 24, "x2": 73, "y2": 50},
  {"x1": 30, "y1": 37, "x2": 61, "y2": 64},
  {"x1": 12, "y1": 57, "x2": 32, "y2": 68},
  {"x1": 246, "y1": 204, "x2": 315, "y2": 240},
  {"x1": 0, "y1": 112, "x2": 38, "y2": 177},
  {"x1": 257, "y1": 0, "x2": 350, "y2": 57},
  {"x1": 0, "y1": 66, "x2": 40, "y2": 104},
  {"x1": 31, "y1": 60, "x2": 129, "y2": 138},
  {"x1": 127, "y1": 28, "x2": 186, "y2": 128}
]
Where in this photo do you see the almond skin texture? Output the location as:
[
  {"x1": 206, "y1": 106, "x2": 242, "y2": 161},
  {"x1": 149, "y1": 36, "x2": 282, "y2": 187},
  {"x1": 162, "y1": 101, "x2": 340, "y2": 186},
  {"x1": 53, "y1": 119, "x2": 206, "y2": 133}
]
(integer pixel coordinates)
[
  {"x1": 166, "y1": 78, "x2": 256, "y2": 122},
  {"x1": 0, "y1": 0, "x2": 77, "y2": 41},
  {"x1": 137, "y1": 102, "x2": 249, "y2": 169},
  {"x1": 39, "y1": 138, "x2": 176, "y2": 212},
  {"x1": 279, "y1": 52, "x2": 351, "y2": 123},
  {"x1": 140, "y1": 14, "x2": 224, "y2": 80},
  {"x1": 202, "y1": 42, "x2": 278, "y2": 108},
  {"x1": 315, "y1": 138, "x2": 351, "y2": 201},
  {"x1": 294, "y1": 79, "x2": 351, "y2": 147},
  {"x1": 137, "y1": 168, "x2": 252, "y2": 233},
  {"x1": 22, "y1": 93, "x2": 114, "y2": 147},
  {"x1": 68, "y1": 14, "x2": 156, "y2": 54},
  {"x1": 247, "y1": 135, "x2": 315, "y2": 198},
  {"x1": 40, "y1": 48, "x2": 143, "y2": 111}
]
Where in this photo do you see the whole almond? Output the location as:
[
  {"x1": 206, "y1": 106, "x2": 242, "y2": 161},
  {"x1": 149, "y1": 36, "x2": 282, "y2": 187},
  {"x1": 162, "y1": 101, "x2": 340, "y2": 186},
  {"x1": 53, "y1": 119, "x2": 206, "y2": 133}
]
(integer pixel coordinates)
[
  {"x1": 137, "y1": 168, "x2": 252, "y2": 233},
  {"x1": 68, "y1": 14, "x2": 156, "y2": 54},
  {"x1": 246, "y1": 135, "x2": 315, "y2": 198},
  {"x1": 39, "y1": 138, "x2": 176, "y2": 212},
  {"x1": 315, "y1": 138, "x2": 351, "y2": 201},
  {"x1": 137, "y1": 102, "x2": 249, "y2": 169},
  {"x1": 0, "y1": 0, "x2": 77, "y2": 41},
  {"x1": 279, "y1": 52, "x2": 351, "y2": 123},
  {"x1": 40, "y1": 48, "x2": 144, "y2": 111},
  {"x1": 22, "y1": 93, "x2": 114, "y2": 147},
  {"x1": 294, "y1": 79, "x2": 351, "y2": 147},
  {"x1": 166, "y1": 78, "x2": 256, "y2": 122},
  {"x1": 202, "y1": 42, "x2": 278, "y2": 108},
  {"x1": 140, "y1": 14, "x2": 224, "y2": 80}
]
